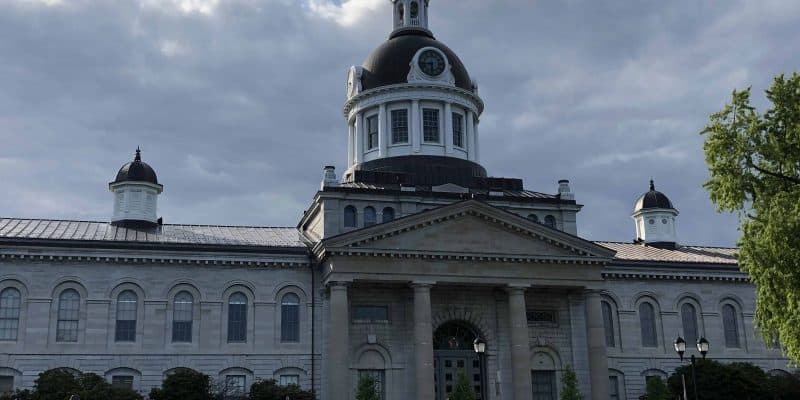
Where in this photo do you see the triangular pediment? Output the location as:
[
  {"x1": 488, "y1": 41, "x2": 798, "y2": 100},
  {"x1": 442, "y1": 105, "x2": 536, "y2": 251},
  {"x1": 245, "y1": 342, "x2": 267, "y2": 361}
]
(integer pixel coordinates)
[{"x1": 316, "y1": 200, "x2": 615, "y2": 263}]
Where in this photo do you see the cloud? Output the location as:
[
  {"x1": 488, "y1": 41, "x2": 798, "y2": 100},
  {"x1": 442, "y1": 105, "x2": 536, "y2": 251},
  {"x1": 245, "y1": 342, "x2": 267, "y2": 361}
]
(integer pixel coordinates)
[{"x1": 306, "y1": 0, "x2": 384, "y2": 27}]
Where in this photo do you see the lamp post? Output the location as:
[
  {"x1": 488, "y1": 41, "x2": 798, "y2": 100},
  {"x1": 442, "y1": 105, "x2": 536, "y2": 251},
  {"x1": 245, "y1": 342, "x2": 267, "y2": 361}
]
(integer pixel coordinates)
[
  {"x1": 473, "y1": 337, "x2": 487, "y2": 400},
  {"x1": 674, "y1": 336, "x2": 709, "y2": 400}
]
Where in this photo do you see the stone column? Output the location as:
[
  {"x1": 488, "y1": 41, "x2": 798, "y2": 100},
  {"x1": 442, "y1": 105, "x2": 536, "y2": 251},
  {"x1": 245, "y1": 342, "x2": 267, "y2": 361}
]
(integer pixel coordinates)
[
  {"x1": 347, "y1": 123, "x2": 354, "y2": 167},
  {"x1": 412, "y1": 283, "x2": 435, "y2": 400},
  {"x1": 378, "y1": 103, "x2": 387, "y2": 157},
  {"x1": 585, "y1": 290, "x2": 609, "y2": 400},
  {"x1": 354, "y1": 113, "x2": 363, "y2": 164},
  {"x1": 507, "y1": 286, "x2": 532, "y2": 400},
  {"x1": 329, "y1": 282, "x2": 350, "y2": 400},
  {"x1": 444, "y1": 102, "x2": 453, "y2": 153},
  {"x1": 411, "y1": 99, "x2": 420, "y2": 153},
  {"x1": 474, "y1": 121, "x2": 480, "y2": 162},
  {"x1": 466, "y1": 109, "x2": 475, "y2": 161}
]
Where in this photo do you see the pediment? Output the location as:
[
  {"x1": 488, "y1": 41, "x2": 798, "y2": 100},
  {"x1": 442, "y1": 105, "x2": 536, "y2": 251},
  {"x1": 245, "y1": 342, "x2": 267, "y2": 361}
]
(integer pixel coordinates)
[{"x1": 317, "y1": 200, "x2": 615, "y2": 263}]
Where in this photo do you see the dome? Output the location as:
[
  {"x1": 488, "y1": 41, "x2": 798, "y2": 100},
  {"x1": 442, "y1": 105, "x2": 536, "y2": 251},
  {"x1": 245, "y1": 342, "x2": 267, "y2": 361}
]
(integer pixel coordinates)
[
  {"x1": 361, "y1": 29, "x2": 473, "y2": 91},
  {"x1": 634, "y1": 180, "x2": 674, "y2": 211},
  {"x1": 112, "y1": 148, "x2": 159, "y2": 185}
]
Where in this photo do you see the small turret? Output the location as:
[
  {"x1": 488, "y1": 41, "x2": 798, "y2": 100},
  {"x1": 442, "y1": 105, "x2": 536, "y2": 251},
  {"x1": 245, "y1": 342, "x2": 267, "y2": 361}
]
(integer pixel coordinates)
[
  {"x1": 109, "y1": 147, "x2": 163, "y2": 228},
  {"x1": 631, "y1": 179, "x2": 679, "y2": 249},
  {"x1": 392, "y1": 0, "x2": 430, "y2": 33}
]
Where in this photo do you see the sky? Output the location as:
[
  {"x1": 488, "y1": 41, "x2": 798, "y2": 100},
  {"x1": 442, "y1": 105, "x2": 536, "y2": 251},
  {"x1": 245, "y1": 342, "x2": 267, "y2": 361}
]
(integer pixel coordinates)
[{"x1": 1, "y1": 0, "x2": 798, "y2": 246}]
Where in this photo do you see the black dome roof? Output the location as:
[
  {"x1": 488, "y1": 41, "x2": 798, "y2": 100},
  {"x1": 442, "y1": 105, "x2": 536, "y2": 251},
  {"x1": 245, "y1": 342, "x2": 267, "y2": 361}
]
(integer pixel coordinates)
[
  {"x1": 361, "y1": 29, "x2": 473, "y2": 91},
  {"x1": 113, "y1": 148, "x2": 159, "y2": 185},
  {"x1": 634, "y1": 180, "x2": 674, "y2": 211}
]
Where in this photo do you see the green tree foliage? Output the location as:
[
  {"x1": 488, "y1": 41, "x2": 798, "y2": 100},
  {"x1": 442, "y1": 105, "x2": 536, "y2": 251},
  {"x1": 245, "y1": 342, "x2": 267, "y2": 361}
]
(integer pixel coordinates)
[
  {"x1": 149, "y1": 369, "x2": 212, "y2": 400},
  {"x1": 24, "y1": 369, "x2": 141, "y2": 400},
  {"x1": 559, "y1": 365, "x2": 584, "y2": 400},
  {"x1": 0, "y1": 389, "x2": 31, "y2": 400},
  {"x1": 355, "y1": 374, "x2": 379, "y2": 400},
  {"x1": 450, "y1": 372, "x2": 475, "y2": 400},
  {"x1": 248, "y1": 379, "x2": 315, "y2": 400},
  {"x1": 666, "y1": 360, "x2": 772, "y2": 400},
  {"x1": 767, "y1": 371, "x2": 800, "y2": 399},
  {"x1": 701, "y1": 72, "x2": 800, "y2": 361},
  {"x1": 644, "y1": 376, "x2": 671, "y2": 400}
]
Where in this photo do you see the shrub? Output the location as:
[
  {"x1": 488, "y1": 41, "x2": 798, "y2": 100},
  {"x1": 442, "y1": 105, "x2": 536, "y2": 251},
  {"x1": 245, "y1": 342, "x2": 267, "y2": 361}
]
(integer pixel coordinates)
[
  {"x1": 644, "y1": 376, "x2": 671, "y2": 400},
  {"x1": 560, "y1": 365, "x2": 584, "y2": 400},
  {"x1": 248, "y1": 379, "x2": 315, "y2": 400},
  {"x1": 26, "y1": 369, "x2": 141, "y2": 400},
  {"x1": 149, "y1": 369, "x2": 212, "y2": 400},
  {"x1": 355, "y1": 374, "x2": 379, "y2": 400},
  {"x1": 450, "y1": 372, "x2": 475, "y2": 400}
]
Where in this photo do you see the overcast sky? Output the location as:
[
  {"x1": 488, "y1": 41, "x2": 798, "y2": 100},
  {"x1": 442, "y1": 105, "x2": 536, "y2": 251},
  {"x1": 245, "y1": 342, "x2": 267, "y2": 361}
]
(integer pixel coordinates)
[{"x1": 1, "y1": 0, "x2": 798, "y2": 246}]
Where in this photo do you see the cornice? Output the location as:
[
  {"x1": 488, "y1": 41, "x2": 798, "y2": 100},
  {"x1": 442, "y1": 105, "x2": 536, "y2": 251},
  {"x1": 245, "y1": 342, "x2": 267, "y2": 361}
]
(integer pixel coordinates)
[
  {"x1": 0, "y1": 251, "x2": 310, "y2": 268},
  {"x1": 602, "y1": 270, "x2": 749, "y2": 283},
  {"x1": 322, "y1": 247, "x2": 607, "y2": 265},
  {"x1": 343, "y1": 83, "x2": 484, "y2": 117}
]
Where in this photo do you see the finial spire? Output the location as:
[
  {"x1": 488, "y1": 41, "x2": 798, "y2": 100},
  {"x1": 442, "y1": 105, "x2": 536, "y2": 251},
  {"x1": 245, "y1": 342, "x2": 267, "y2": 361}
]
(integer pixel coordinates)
[
  {"x1": 649, "y1": 179, "x2": 655, "y2": 191},
  {"x1": 134, "y1": 146, "x2": 141, "y2": 162}
]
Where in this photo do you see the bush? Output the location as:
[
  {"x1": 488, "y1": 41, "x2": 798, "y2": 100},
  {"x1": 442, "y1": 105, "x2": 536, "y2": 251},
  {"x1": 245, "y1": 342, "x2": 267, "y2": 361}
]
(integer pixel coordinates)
[
  {"x1": 26, "y1": 369, "x2": 142, "y2": 400},
  {"x1": 149, "y1": 370, "x2": 212, "y2": 400},
  {"x1": 248, "y1": 379, "x2": 315, "y2": 400},
  {"x1": 355, "y1": 375, "x2": 379, "y2": 400},
  {"x1": 560, "y1": 365, "x2": 584, "y2": 400},
  {"x1": 644, "y1": 376, "x2": 671, "y2": 400},
  {"x1": 450, "y1": 372, "x2": 475, "y2": 400},
  {"x1": 0, "y1": 389, "x2": 31, "y2": 400},
  {"x1": 667, "y1": 360, "x2": 774, "y2": 400}
]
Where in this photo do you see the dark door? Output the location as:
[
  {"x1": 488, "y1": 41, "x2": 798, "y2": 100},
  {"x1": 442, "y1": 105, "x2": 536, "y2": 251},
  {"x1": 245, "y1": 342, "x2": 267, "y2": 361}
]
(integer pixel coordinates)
[
  {"x1": 433, "y1": 321, "x2": 485, "y2": 400},
  {"x1": 531, "y1": 370, "x2": 556, "y2": 400}
]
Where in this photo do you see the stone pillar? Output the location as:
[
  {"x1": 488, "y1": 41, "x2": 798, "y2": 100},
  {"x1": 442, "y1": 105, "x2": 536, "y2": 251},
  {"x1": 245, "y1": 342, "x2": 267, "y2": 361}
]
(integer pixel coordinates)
[
  {"x1": 329, "y1": 282, "x2": 350, "y2": 400},
  {"x1": 411, "y1": 99, "x2": 420, "y2": 153},
  {"x1": 354, "y1": 113, "x2": 363, "y2": 164},
  {"x1": 474, "y1": 121, "x2": 480, "y2": 162},
  {"x1": 585, "y1": 290, "x2": 609, "y2": 400},
  {"x1": 378, "y1": 103, "x2": 387, "y2": 157},
  {"x1": 347, "y1": 122, "x2": 354, "y2": 167},
  {"x1": 466, "y1": 109, "x2": 475, "y2": 161},
  {"x1": 444, "y1": 102, "x2": 453, "y2": 153},
  {"x1": 507, "y1": 286, "x2": 532, "y2": 400},
  {"x1": 412, "y1": 283, "x2": 435, "y2": 400}
]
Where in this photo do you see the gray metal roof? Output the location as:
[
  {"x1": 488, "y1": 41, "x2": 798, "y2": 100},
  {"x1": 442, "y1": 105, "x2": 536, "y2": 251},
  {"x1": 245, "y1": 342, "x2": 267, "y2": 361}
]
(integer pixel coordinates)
[
  {"x1": 0, "y1": 218, "x2": 306, "y2": 248},
  {"x1": 596, "y1": 241, "x2": 738, "y2": 265}
]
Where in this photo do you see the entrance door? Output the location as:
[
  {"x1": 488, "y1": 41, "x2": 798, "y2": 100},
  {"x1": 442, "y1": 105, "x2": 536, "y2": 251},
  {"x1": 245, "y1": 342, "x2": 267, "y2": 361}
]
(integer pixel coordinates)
[
  {"x1": 531, "y1": 370, "x2": 556, "y2": 400},
  {"x1": 433, "y1": 321, "x2": 484, "y2": 400}
]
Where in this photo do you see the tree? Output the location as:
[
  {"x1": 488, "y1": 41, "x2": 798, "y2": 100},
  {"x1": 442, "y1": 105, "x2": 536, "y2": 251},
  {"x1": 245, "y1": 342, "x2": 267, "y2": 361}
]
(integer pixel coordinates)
[
  {"x1": 355, "y1": 374, "x2": 380, "y2": 400},
  {"x1": 450, "y1": 372, "x2": 475, "y2": 400},
  {"x1": 248, "y1": 378, "x2": 315, "y2": 400},
  {"x1": 644, "y1": 376, "x2": 671, "y2": 400},
  {"x1": 559, "y1": 365, "x2": 584, "y2": 400},
  {"x1": 666, "y1": 360, "x2": 770, "y2": 400},
  {"x1": 26, "y1": 369, "x2": 141, "y2": 400},
  {"x1": 149, "y1": 369, "x2": 212, "y2": 400},
  {"x1": 701, "y1": 72, "x2": 800, "y2": 362}
]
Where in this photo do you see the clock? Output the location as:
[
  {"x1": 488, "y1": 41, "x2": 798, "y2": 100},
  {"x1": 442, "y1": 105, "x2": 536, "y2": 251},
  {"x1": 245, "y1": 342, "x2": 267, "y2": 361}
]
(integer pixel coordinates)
[{"x1": 418, "y1": 50, "x2": 445, "y2": 76}]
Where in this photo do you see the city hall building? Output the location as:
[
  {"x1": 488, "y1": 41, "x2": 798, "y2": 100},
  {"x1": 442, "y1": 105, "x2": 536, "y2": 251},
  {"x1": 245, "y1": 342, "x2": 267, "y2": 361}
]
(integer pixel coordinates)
[{"x1": 0, "y1": 1, "x2": 791, "y2": 399}]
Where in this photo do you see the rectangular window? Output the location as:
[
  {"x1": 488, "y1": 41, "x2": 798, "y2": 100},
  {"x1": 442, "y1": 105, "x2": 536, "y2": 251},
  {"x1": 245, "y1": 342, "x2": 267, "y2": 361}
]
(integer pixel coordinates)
[
  {"x1": 367, "y1": 115, "x2": 379, "y2": 150},
  {"x1": 358, "y1": 370, "x2": 385, "y2": 400},
  {"x1": 353, "y1": 305, "x2": 389, "y2": 322},
  {"x1": 279, "y1": 374, "x2": 299, "y2": 387},
  {"x1": 172, "y1": 321, "x2": 192, "y2": 343},
  {"x1": 452, "y1": 113, "x2": 464, "y2": 148},
  {"x1": 225, "y1": 375, "x2": 246, "y2": 394},
  {"x1": 228, "y1": 304, "x2": 247, "y2": 342},
  {"x1": 391, "y1": 109, "x2": 408, "y2": 143},
  {"x1": 111, "y1": 375, "x2": 134, "y2": 390},
  {"x1": 115, "y1": 320, "x2": 136, "y2": 342},
  {"x1": 531, "y1": 371, "x2": 556, "y2": 400},
  {"x1": 609, "y1": 376, "x2": 619, "y2": 400},
  {"x1": 526, "y1": 310, "x2": 557, "y2": 325},
  {"x1": 423, "y1": 108, "x2": 440, "y2": 142},
  {"x1": 0, "y1": 376, "x2": 13, "y2": 394},
  {"x1": 281, "y1": 303, "x2": 300, "y2": 342}
]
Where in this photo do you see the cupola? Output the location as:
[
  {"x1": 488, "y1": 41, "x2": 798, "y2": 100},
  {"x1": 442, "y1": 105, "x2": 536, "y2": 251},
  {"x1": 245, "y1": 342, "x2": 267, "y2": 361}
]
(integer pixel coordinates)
[
  {"x1": 392, "y1": 0, "x2": 430, "y2": 33},
  {"x1": 631, "y1": 180, "x2": 679, "y2": 249},
  {"x1": 109, "y1": 148, "x2": 163, "y2": 228}
]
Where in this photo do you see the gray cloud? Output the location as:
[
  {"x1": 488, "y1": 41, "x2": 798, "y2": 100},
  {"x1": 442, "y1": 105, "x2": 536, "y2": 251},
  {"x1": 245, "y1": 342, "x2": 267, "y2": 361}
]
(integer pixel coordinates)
[{"x1": 2, "y1": 0, "x2": 797, "y2": 246}]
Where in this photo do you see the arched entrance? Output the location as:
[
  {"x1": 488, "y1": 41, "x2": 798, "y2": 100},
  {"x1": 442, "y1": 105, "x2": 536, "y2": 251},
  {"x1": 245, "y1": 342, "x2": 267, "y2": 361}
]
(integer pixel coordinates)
[{"x1": 433, "y1": 321, "x2": 485, "y2": 400}]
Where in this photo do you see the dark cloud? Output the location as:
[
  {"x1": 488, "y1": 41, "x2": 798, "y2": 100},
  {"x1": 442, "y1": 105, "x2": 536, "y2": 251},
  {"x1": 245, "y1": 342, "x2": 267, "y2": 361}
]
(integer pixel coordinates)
[{"x1": 2, "y1": 0, "x2": 797, "y2": 246}]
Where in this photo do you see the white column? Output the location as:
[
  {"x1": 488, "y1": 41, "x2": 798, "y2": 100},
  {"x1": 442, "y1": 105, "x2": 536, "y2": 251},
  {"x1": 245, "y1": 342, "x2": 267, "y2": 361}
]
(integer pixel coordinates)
[
  {"x1": 508, "y1": 286, "x2": 532, "y2": 400},
  {"x1": 354, "y1": 113, "x2": 363, "y2": 164},
  {"x1": 412, "y1": 283, "x2": 435, "y2": 399},
  {"x1": 473, "y1": 119, "x2": 480, "y2": 162},
  {"x1": 466, "y1": 109, "x2": 475, "y2": 161},
  {"x1": 444, "y1": 102, "x2": 453, "y2": 154},
  {"x1": 347, "y1": 122, "x2": 354, "y2": 167},
  {"x1": 329, "y1": 282, "x2": 350, "y2": 400},
  {"x1": 411, "y1": 99, "x2": 420, "y2": 153},
  {"x1": 586, "y1": 290, "x2": 610, "y2": 400},
  {"x1": 378, "y1": 103, "x2": 387, "y2": 157}
]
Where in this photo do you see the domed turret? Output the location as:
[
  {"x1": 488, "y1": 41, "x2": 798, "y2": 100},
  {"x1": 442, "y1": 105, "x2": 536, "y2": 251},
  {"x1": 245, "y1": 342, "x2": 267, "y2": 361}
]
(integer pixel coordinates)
[
  {"x1": 109, "y1": 148, "x2": 163, "y2": 228},
  {"x1": 631, "y1": 180, "x2": 679, "y2": 249}
]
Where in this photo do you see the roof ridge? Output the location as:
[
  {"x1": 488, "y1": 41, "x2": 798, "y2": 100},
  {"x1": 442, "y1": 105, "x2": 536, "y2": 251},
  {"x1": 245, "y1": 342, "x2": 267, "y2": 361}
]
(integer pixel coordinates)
[{"x1": 0, "y1": 217, "x2": 297, "y2": 230}]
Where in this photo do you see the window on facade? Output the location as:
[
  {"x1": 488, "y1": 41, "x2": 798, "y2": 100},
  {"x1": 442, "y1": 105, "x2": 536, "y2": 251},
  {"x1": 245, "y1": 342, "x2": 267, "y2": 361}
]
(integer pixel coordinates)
[
  {"x1": 0, "y1": 376, "x2": 12, "y2": 394},
  {"x1": 544, "y1": 215, "x2": 556, "y2": 229},
  {"x1": 0, "y1": 288, "x2": 21, "y2": 341},
  {"x1": 397, "y1": 3, "x2": 404, "y2": 25},
  {"x1": 452, "y1": 113, "x2": 464, "y2": 148},
  {"x1": 358, "y1": 370, "x2": 385, "y2": 400},
  {"x1": 111, "y1": 375, "x2": 134, "y2": 390},
  {"x1": 639, "y1": 302, "x2": 657, "y2": 347},
  {"x1": 172, "y1": 291, "x2": 193, "y2": 343},
  {"x1": 531, "y1": 371, "x2": 556, "y2": 400},
  {"x1": 681, "y1": 303, "x2": 698, "y2": 346},
  {"x1": 279, "y1": 374, "x2": 299, "y2": 387},
  {"x1": 423, "y1": 108, "x2": 440, "y2": 142},
  {"x1": 353, "y1": 305, "x2": 389, "y2": 322},
  {"x1": 602, "y1": 301, "x2": 615, "y2": 347},
  {"x1": 382, "y1": 207, "x2": 395, "y2": 223},
  {"x1": 366, "y1": 115, "x2": 379, "y2": 150},
  {"x1": 57, "y1": 289, "x2": 80, "y2": 342},
  {"x1": 281, "y1": 293, "x2": 300, "y2": 343},
  {"x1": 609, "y1": 376, "x2": 620, "y2": 400},
  {"x1": 528, "y1": 214, "x2": 540, "y2": 223},
  {"x1": 391, "y1": 109, "x2": 408, "y2": 143},
  {"x1": 225, "y1": 375, "x2": 246, "y2": 394},
  {"x1": 526, "y1": 310, "x2": 557, "y2": 325},
  {"x1": 364, "y1": 206, "x2": 377, "y2": 227},
  {"x1": 410, "y1": 1, "x2": 418, "y2": 18},
  {"x1": 722, "y1": 304, "x2": 740, "y2": 348},
  {"x1": 115, "y1": 290, "x2": 137, "y2": 342},
  {"x1": 344, "y1": 205, "x2": 357, "y2": 228},
  {"x1": 227, "y1": 292, "x2": 247, "y2": 342}
]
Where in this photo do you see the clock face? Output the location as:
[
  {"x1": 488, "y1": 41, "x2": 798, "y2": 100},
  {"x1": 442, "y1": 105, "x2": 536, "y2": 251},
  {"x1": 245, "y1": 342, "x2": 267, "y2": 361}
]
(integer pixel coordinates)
[{"x1": 418, "y1": 50, "x2": 445, "y2": 76}]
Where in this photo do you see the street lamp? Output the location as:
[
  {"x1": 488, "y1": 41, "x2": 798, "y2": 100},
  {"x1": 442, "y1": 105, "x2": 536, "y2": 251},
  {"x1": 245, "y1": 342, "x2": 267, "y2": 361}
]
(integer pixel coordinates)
[
  {"x1": 673, "y1": 336, "x2": 687, "y2": 360},
  {"x1": 473, "y1": 337, "x2": 487, "y2": 399},
  {"x1": 674, "y1": 336, "x2": 710, "y2": 400},
  {"x1": 697, "y1": 337, "x2": 709, "y2": 358}
]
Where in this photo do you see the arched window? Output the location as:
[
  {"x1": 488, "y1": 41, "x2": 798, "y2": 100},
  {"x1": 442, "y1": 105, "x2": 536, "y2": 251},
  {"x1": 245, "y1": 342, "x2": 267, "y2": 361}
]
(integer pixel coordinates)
[
  {"x1": 639, "y1": 302, "x2": 657, "y2": 347},
  {"x1": 57, "y1": 289, "x2": 80, "y2": 342},
  {"x1": 115, "y1": 290, "x2": 137, "y2": 342},
  {"x1": 228, "y1": 292, "x2": 247, "y2": 343},
  {"x1": 680, "y1": 303, "x2": 698, "y2": 346},
  {"x1": 281, "y1": 293, "x2": 300, "y2": 343},
  {"x1": 0, "y1": 287, "x2": 21, "y2": 340},
  {"x1": 172, "y1": 291, "x2": 193, "y2": 343},
  {"x1": 544, "y1": 215, "x2": 556, "y2": 228},
  {"x1": 410, "y1": 1, "x2": 418, "y2": 18},
  {"x1": 382, "y1": 207, "x2": 395, "y2": 223},
  {"x1": 528, "y1": 214, "x2": 540, "y2": 223},
  {"x1": 601, "y1": 301, "x2": 615, "y2": 347},
  {"x1": 722, "y1": 304, "x2": 739, "y2": 348},
  {"x1": 364, "y1": 206, "x2": 377, "y2": 227},
  {"x1": 344, "y1": 205, "x2": 357, "y2": 228}
]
